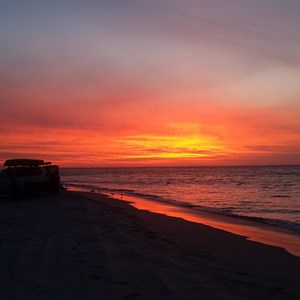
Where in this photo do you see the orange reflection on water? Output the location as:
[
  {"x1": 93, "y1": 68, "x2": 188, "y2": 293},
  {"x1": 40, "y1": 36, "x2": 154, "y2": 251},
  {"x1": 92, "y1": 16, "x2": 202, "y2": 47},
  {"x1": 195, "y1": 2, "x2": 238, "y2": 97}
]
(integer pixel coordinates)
[{"x1": 111, "y1": 193, "x2": 300, "y2": 257}]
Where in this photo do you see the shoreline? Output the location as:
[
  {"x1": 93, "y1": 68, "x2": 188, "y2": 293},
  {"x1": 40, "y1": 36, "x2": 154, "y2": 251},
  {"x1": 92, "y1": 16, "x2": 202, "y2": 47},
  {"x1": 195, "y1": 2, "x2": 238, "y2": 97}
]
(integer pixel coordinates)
[
  {"x1": 1, "y1": 190, "x2": 300, "y2": 299},
  {"x1": 68, "y1": 185, "x2": 300, "y2": 257},
  {"x1": 110, "y1": 192, "x2": 300, "y2": 258}
]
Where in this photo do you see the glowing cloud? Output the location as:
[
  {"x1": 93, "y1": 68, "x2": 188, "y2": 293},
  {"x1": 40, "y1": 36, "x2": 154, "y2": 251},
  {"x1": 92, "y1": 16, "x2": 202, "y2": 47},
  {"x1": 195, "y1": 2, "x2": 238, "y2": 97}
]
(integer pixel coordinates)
[{"x1": 0, "y1": 2, "x2": 300, "y2": 166}]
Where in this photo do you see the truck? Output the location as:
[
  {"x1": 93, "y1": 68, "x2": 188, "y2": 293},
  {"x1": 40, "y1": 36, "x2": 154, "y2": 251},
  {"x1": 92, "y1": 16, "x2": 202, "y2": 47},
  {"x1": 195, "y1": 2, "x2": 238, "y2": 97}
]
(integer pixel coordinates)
[{"x1": 0, "y1": 159, "x2": 60, "y2": 197}]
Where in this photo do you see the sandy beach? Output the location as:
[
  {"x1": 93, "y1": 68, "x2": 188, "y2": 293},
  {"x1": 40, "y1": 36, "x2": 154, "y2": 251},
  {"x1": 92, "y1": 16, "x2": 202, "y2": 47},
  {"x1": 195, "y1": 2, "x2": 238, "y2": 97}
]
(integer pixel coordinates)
[{"x1": 1, "y1": 190, "x2": 300, "y2": 300}]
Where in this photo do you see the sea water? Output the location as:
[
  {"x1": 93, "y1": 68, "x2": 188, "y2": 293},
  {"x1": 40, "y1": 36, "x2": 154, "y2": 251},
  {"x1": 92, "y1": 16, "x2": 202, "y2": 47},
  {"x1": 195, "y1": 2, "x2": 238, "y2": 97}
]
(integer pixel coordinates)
[{"x1": 60, "y1": 166, "x2": 300, "y2": 233}]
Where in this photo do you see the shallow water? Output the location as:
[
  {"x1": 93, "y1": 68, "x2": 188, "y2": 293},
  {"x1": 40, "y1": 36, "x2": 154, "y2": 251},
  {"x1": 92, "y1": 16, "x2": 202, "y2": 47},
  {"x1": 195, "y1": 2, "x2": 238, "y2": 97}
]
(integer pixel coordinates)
[{"x1": 60, "y1": 166, "x2": 300, "y2": 233}]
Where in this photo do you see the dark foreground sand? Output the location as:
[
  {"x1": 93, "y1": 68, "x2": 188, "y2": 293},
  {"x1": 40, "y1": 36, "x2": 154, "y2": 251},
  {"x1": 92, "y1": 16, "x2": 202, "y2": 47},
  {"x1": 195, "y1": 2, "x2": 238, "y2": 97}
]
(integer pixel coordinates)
[{"x1": 1, "y1": 191, "x2": 300, "y2": 300}]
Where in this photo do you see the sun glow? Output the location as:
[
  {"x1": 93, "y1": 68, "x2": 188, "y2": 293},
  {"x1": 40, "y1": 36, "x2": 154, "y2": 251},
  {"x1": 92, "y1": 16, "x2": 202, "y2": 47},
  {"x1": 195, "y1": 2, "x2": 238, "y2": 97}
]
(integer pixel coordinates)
[
  {"x1": 120, "y1": 134, "x2": 225, "y2": 159},
  {"x1": 1, "y1": 2, "x2": 300, "y2": 167}
]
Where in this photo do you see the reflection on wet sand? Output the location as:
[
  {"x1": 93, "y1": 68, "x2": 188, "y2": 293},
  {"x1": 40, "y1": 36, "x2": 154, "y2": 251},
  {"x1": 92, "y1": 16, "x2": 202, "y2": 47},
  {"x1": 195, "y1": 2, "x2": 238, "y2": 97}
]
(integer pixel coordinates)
[{"x1": 110, "y1": 193, "x2": 300, "y2": 257}]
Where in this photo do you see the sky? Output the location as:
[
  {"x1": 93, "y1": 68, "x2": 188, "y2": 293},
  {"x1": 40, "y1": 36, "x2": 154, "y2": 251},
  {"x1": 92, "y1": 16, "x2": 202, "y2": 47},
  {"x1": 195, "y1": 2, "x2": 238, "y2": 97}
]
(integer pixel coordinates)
[{"x1": 0, "y1": 1, "x2": 300, "y2": 167}]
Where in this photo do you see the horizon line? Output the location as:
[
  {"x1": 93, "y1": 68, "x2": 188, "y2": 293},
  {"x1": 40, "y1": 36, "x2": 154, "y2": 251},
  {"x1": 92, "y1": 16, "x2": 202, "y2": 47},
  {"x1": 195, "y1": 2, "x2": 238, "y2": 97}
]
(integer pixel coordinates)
[{"x1": 60, "y1": 164, "x2": 300, "y2": 169}]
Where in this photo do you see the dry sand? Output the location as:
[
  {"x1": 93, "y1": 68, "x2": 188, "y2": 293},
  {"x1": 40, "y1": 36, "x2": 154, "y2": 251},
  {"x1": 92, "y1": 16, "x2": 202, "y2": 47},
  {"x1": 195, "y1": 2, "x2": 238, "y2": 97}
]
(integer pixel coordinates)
[{"x1": 1, "y1": 190, "x2": 300, "y2": 300}]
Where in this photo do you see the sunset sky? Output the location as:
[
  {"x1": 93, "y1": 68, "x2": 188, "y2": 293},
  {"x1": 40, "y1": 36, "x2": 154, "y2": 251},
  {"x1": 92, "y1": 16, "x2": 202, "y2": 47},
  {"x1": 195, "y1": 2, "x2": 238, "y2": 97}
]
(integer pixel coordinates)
[{"x1": 1, "y1": 1, "x2": 300, "y2": 167}]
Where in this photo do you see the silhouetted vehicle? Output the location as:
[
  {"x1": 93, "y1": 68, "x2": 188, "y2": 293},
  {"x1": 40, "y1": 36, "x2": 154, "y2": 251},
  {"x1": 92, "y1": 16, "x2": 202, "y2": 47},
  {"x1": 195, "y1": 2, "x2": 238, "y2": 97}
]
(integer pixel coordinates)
[{"x1": 0, "y1": 159, "x2": 60, "y2": 197}]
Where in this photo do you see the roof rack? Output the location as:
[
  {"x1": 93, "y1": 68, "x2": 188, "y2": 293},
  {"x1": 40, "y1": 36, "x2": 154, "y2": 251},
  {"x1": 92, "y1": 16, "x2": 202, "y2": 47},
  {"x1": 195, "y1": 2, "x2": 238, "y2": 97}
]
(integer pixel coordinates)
[{"x1": 4, "y1": 159, "x2": 51, "y2": 167}]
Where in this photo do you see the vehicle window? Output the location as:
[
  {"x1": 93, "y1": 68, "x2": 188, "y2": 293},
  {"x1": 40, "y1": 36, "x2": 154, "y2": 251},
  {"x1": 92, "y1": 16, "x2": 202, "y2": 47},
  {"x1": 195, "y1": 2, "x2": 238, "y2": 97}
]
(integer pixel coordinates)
[
  {"x1": 45, "y1": 166, "x2": 59, "y2": 175},
  {"x1": 16, "y1": 167, "x2": 42, "y2": 177}
]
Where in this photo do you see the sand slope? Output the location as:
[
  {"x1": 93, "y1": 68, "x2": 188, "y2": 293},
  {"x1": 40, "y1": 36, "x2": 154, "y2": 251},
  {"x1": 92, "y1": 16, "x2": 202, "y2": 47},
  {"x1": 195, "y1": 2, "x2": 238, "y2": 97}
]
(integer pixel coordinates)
[{"x1": 0, "y1": 191, "x2": 300, "y2": 299}]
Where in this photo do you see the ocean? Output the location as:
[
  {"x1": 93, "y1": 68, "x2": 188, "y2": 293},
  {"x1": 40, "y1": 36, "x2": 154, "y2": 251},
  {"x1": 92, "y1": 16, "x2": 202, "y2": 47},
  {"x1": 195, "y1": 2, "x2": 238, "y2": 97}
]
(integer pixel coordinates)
[{"x1": 60, "y1": 166, "x2": 300, "y2": 234}]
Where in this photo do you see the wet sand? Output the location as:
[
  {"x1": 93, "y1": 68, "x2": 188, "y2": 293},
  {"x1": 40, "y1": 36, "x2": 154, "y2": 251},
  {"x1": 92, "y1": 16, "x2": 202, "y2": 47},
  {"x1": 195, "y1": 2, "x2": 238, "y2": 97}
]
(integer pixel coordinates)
[
  {"x1": 1, "y1": 190, "x2": 300, "y2": 299},
  {"x1": 113, "y1": 193, "x2": 300, "y2": 257}
]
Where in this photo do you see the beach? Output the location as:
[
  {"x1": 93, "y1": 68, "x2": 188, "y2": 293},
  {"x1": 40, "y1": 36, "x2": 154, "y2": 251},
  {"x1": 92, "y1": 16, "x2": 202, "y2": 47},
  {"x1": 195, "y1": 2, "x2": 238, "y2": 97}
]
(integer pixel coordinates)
[{"x1": 1, "y1": 191, "x2": 300, "y2": 299}]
